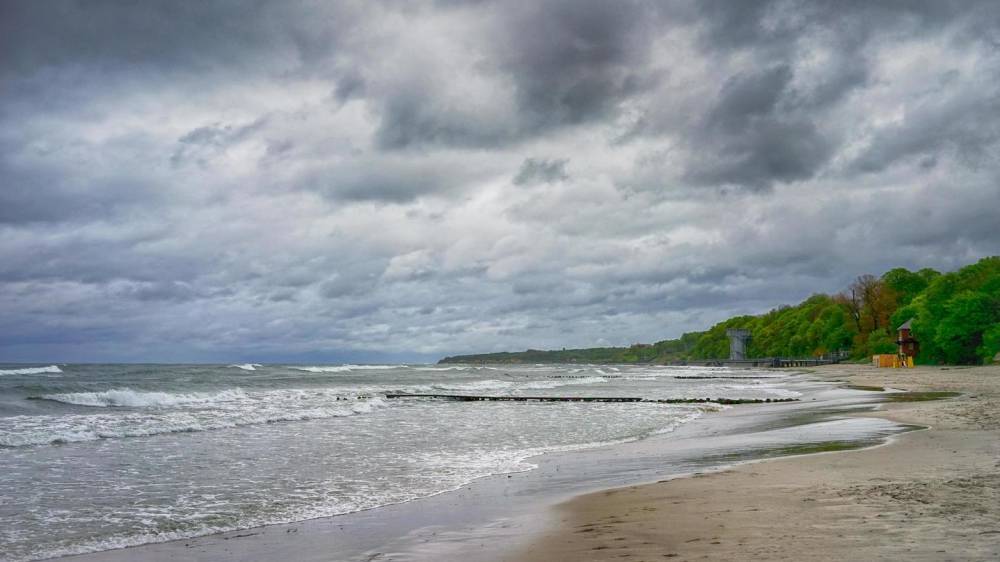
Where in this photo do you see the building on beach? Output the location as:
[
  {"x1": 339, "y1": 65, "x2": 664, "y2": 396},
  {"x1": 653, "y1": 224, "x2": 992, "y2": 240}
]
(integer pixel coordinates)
[
  {"x1": 726, "y1": 329, "x2": 751, "y2": 360},
  {"x1": 897, "y1": 318, "x2": 919, "y2": 358},
  {"x1": 873, "y1": 319, "x2": 920, "y2": 368}
]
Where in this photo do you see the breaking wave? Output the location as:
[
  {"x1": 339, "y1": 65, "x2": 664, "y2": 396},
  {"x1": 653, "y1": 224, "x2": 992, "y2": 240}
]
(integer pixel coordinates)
[
  {"x1": 27, "y1": 376, "x2": 610, "y2": 412},
  {"x1": 422, "y1": 376, "x2": 608, "y2": 393},
  {"x1": 36, "y1": 388, "x2": 248, "y2": 408},
  {"x1": 228, "y1": 363, "x2": 262, "y2": 371},
  {"x1": 289, "y1": 365, "x2": 404, "y2": 373},
  {"x1": 4, "y1": 392, "x2": 390, "y2": 448},
  {"x1": 0, "y1": 365, "x2": 62, "y2": 376}
]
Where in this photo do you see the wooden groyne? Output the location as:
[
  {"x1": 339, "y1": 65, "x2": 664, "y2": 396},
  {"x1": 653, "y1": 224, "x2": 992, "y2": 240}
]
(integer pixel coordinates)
[
  {"x1": 541, "y1": 374, "x2": 628, "y2": 379},
  {"x1": 672, "y1": 375, "x2": 783, "y2": 379},
  {"x1": 671, "y1": 357, "x2": 843, "y2": 368},
  {"x1": 383, "y1": 393, "x2": 798, "y2": 405}
]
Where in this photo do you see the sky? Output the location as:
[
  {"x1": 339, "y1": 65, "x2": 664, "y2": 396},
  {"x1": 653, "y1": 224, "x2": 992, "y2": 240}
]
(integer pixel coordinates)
[{"x1": 2, "y1": 1, "x2": 999, "y2": 363}]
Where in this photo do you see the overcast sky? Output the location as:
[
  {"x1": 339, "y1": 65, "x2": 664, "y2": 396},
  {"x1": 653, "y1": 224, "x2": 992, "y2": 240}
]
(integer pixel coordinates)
[{"x1": 2, "y1": 1, "x2": 999, "y2": 363}]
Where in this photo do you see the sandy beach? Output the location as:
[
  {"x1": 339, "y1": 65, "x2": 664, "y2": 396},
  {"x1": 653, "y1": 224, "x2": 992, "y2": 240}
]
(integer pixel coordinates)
[{"x1": 509, "y1": 364, "x2": 1000, "y2": 561}]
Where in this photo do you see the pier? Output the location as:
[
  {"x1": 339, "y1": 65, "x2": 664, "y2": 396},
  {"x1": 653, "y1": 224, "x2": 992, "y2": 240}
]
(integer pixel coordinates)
[{"x1": 670, "y1": 357, "x2": 845, "y2": 368}]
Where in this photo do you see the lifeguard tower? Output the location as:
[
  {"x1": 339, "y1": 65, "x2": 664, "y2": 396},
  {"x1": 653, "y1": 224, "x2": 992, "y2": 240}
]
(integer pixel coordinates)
[
  {"x1": 897, "y1": 319, "x2": 919, "y2": 359},
  {"x1": 874, "y1": 318, "x2": 918, "y2": 368}
]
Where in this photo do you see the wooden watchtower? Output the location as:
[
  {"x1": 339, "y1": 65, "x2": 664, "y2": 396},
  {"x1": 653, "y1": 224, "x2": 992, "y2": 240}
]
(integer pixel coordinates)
[{"x1": 897, "y1": 319, "x2": 919, "y2": 358}]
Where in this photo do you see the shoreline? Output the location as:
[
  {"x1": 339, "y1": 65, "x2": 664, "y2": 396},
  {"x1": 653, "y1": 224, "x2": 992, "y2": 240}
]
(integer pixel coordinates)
[
  {"x1": 49, "y1": 369, "x2": 915, "y2": 562},
  {"x1": 508, "y1": 364, "x2": 1000, "y2": 561}
]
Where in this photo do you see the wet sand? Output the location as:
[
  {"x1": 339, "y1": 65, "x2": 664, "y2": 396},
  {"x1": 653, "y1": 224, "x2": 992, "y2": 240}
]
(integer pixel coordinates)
[{"x1": 509, "y1": 364, "x2": 1000, "y2": 561}]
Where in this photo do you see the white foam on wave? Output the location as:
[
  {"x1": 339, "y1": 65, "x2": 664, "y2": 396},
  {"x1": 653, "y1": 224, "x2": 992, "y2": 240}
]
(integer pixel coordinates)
[
  {"x1": 0, "y1": 365, "x2": 62, "y2": 375},
  {"x1": 412, "y1": 405, "x2": 706, "y2": 478},
  {"x1": 289, "y1": 365, "x2": 403, "y2": 373},
  {"x1": 38, "y1": 388, "x2": 248, "y2": 408},
  {"x1": 422, "y1": 376, "x2": 609, "y2": 393},
  {"x1": 515, "y1": 376, "x2": 608, "y2": 390},
  {"x1": 290, "y1": 365, "x2": 353, "y2": 372},
  {"x1": 430, "y1": 379, "x2": 515, "y2": 391},
  {"x1": 720, "y1": 384, "x2": 802, "y2": 399},
  {"x1": 3, "y1": 393, "x2": 390, "y2": 448},
  {"x1": 228, "y1": 364, "x2": 262, "y2": 371}
]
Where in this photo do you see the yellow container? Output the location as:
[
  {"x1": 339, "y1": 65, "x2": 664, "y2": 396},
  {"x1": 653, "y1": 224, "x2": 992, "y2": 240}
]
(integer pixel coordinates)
[
  {"x1": 872, "y1": 354, "x2": 897, "y2": 368},
  {"x1": 872, "y1": 354, "x2": 915, "y2": 368}
]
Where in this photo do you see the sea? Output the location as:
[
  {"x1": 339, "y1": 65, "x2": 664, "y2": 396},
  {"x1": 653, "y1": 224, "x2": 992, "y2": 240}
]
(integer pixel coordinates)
[{"x1": 0, "y1": 362, "x2": 806, "y2": 561}]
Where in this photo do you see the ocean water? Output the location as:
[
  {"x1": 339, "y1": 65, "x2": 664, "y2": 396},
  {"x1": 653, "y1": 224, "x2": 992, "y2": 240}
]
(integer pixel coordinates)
[{"x1": 0, "y1": 363, "x2": 799, "y2": 561}]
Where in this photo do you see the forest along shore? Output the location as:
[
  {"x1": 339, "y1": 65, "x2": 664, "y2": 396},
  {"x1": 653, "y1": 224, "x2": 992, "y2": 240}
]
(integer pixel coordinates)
[{"x1": 508, "y1": 364, "x2": 1000, "y2": 562}]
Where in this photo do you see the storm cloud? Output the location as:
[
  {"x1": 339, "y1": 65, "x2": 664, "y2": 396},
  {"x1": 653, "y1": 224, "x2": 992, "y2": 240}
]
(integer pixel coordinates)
[
  {"x1": 513, "y1": 158, "x2": 569, "y2": 186},
  {"x1": 1, "y1": 0, "x2": 999, "y2": 362}
]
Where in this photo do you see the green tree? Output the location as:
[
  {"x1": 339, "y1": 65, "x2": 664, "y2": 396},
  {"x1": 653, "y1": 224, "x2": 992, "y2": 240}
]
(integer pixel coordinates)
[
  {"x1": 980, "y1": 324, "x2": 1000, "y2": 363},
  {"x1": 882, "y1": 267, "x2": 937, "y2": 306},
  {"x1": 934, "y1": 291, "x2": 1000, "y2": 364},
  {"x1": 891, "y1": 257, "x2": 1000, "y2": 364}
]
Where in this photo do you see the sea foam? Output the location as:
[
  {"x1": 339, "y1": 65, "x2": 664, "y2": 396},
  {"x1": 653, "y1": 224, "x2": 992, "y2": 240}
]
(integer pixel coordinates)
[
  {"x1": 38, "y1": 388, "x2": 248, "y2": 408},
  {"x1": 289, "y1": 365, "x2": 403, "y2": 373},
  {"x1": 4, "y1": 392, "x2": 390, "y2": 447},
  {"x1": 228, "y1": 363, "x2": 262, "y2": 371},
  {"x1": 0, "y1": 365, "x2": 63, "y2": 375},
  {"x1": 422, "y1": 376, "x2": 608, "y2": 393}
]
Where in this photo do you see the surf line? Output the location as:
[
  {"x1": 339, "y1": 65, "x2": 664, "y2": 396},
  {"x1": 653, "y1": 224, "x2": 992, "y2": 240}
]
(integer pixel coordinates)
[{"x1": 383, "y1": 394, "x2": 797, "y2": 405}]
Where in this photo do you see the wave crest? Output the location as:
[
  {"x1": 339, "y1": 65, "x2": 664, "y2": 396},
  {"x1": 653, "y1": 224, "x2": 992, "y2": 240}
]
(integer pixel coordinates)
[
  {"x1": 36, "y1": 388, "x2": 248, "y2": 408},
  {"x1": 4, "y1": 392, "x2": 390, "y2": 447},
  {"x1": 0, "y1": 365, "x2": 62, "y2": 375},
  {"x1": 423, "y1": 376, "x2": 608, "y2": 393},
  {"x1": 289, "y1": 365, "x2": 403, "y2": 373},
  {"x1": 228, "y1": 364, "x2": 262, "y2": 371}
]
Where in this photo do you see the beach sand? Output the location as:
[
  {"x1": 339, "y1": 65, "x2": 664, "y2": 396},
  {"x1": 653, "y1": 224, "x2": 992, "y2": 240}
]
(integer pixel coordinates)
[{"x1": 507, "y1": 364, "x2": 1000, "y2": 562}]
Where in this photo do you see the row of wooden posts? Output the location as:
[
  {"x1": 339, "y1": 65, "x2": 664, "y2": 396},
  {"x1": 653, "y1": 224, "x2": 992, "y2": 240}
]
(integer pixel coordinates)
[{"x1": 383, "y1": 393, "x2": 798, "y2": 405}]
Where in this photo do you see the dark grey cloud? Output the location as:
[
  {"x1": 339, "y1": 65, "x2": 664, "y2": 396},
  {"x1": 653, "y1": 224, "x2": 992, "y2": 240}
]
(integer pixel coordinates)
[
  {"x1": 294, "y1": 152, "x2": 505, "y2": 202},
  {"x1": 371, "y1": 0, "x2": 663, "y2": 149},
  {"x1": 690, "y1": 1, "x2": 988, "y2": 52},
  {"x1": 491, "y1": 0, "x2": 657, "y2": 127},
  {"x1": 629, "y1": 0, "x2": 1000, "y2": 192},
  {"x1": 513, "y1": 158, "x2": 569, "y2": 186},
  {"x1": 0, "y1": 139, "x2": 165, "y2": 224},
  {"x1": 847, "y1": 85, "x2": 1000, "y2": 175},
  {"x1": 0, "y1": 1, "x2": 360, "y2": 78},
  {"x1": 683, "y1": 65, "x2": 834, "y2": 190},
  {"x1": 171, "y1": 119, "x2": 267, "y2": 167},
  {"x1": 1, "y1": 0, "x2": 999, "y2": 362}
]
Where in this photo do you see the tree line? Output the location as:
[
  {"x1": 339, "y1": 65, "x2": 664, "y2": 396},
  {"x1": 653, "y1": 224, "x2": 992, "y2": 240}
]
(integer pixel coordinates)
[
  {"x1": 440, "y1": 257, "x2": 1000, "y2": 365},
  {"x1": 686, "y1": 257, "x2": 999, "y2": 364}
]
